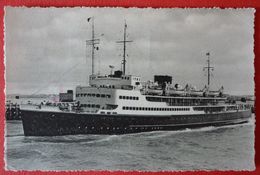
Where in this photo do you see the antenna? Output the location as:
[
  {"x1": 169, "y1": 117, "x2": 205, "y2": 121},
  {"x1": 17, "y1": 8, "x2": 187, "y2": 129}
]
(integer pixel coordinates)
[
  {"x1": 86, "y1": 17, "x2": 100, "y2": 75},
  {"x1": 116, "y1": 21, "x2": 133, "y2": 75},
  {"x1": 203, "y1": 52, "x2": 214, "y2": 88}
]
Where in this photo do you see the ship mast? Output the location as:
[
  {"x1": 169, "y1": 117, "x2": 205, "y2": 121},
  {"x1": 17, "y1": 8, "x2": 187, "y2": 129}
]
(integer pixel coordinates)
[
  {"x1": 116, "y1": 21, "x2": 133, "y2": 75},
  {"x1": 86, "y1": 17, "x2": 100, "y2": 75},
  {"x1": 203, "y1": 52, "x2": 214, "y2": 88}
]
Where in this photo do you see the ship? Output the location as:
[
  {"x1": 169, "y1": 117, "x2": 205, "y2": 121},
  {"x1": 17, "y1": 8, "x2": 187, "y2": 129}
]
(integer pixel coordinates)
[{"x1": 20, "y1": 19, "x2": 252, "y2": 136}]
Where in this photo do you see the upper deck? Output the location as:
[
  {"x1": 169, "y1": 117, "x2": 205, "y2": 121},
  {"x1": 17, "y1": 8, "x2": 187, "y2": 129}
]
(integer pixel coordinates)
[{"x1": 89, "y1": 73, "x2": 142, "y2": 90}]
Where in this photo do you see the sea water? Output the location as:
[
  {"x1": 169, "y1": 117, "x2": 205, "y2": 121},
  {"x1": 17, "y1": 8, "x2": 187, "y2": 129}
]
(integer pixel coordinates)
[{"x1": 5, "y1": 116, "x2": 255, "y2": 171}]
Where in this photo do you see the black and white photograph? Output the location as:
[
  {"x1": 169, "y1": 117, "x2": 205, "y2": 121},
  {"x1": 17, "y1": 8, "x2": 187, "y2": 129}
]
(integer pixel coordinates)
[{"x1": 4, "y1": 7, "x2": 255, "y2": 171}]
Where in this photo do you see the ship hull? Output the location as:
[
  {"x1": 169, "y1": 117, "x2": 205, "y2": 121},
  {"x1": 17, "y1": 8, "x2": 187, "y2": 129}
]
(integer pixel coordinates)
[{"x1": 21, "y1": 110, "x2": 252, "y2": 136}]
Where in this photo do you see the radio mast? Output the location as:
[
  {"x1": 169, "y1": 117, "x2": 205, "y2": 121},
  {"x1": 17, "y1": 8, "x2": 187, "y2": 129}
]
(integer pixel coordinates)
[
  {"x1": 203, "y1": 52, "x2": 214, "y2": 88},
  {"x1": 116, "y1": 21, "x2": 133, "y2": 75},
  {"x1": 86, "y1": 17, "x2": 100, "y2": 75}
]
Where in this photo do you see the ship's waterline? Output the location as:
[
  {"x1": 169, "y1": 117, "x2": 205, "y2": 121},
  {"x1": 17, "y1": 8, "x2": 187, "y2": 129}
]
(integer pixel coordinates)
[{"x1": 5, "y1": 116, "x2": 255, "y2": 171}]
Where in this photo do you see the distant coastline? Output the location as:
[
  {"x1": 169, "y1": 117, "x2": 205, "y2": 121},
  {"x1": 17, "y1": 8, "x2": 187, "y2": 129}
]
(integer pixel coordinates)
[{"x1": 6, "y1": 94, "x2": 59, "y2": 99}]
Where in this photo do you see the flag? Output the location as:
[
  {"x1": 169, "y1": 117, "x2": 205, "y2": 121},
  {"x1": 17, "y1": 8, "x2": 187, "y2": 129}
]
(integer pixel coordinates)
[
  {"x1": 206, "y1": 52, "x2": 210, "y2": 56},
  {"x1": 87, "y1": 17, "x2": 91, "y2": 22}
]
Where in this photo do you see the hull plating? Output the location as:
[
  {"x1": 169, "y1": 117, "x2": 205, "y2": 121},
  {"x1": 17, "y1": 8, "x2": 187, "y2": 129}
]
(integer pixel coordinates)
[{"x1": 21, "y1": 110, "x2": 252, "y2": 136}]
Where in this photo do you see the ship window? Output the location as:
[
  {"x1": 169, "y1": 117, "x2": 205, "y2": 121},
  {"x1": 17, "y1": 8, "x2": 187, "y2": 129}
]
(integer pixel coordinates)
[
  {"x1": 135, "y1": 82, "x2": 140, "y2": 85},
  {"x1": 127, "y1": 77, "x2": 130, "y2": 80},
  {"x1": 142, "y1": 107, "x2": 145, "y2": 110},
  {"x1": 91, "y1": 104, "x2": 95, "y2": 108},
  {"x1": 96, "y1": 94, "x2": 100, "y2": 98},
  {"x1": 145, "y1": 108, "x2": 148, "y2": 110},
  {"x1": 84, "y1": 94, "x2": 87, "y2": 97},
  {"x1": 126, "y1": 106, "x2": 129, "y2": 110},
  {"x1": 101, "y1": 94, "x2": 105, "y2": 98},
  {"x1": 107, "y1": 94, "x2": 111, "y2": 98},
  {"x1": 112, "y1": 85, "x2": 115, "y2": 88},
  {"x1": 126, "y1": 96, "x2": 129, "y2": 100},
  {"x1": 130, "y1": 96, "x2": 133, "y2": 100},
  {"x1": 119, "y1": 96, "x2": 122, "y2": 99},
  {"x1": 92, "y1": 94, "x2": 95, "y2": 97},
  {"x1": 123, "y1": 106, "x2": 126, "y2": 110},
  {"x1": 101, "y1": 111, "x2": 105, "y2": 114},
  {"x1": 137, "y1": 97, "x2": 139, "y2": 100},
  {"x1": 96, "y1": 105, "x2": 100, "y2": 108},
  {"x1": 148, "y1": 108, "x2": 151, "y2": 111}
]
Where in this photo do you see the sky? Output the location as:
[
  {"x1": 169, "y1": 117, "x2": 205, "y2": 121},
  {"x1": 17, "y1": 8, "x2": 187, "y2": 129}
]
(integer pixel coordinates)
[{"x1": 4, "y1": 7, "x2": 255, "y2": 95}]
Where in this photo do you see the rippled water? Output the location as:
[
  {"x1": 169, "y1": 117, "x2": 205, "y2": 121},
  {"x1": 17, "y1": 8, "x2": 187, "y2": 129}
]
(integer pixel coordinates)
[{"x1": 5, "y1": 116, "x2": 255, "y2": 171}]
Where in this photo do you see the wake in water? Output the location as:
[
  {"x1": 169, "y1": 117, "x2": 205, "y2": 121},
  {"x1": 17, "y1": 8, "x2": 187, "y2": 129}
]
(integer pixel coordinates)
[
  {"x1": 5, "y1": 116, "x2": 255, "y2": 171},
  {"x1": 5, "y1": 115, "x2": 255, "y2": 144}
]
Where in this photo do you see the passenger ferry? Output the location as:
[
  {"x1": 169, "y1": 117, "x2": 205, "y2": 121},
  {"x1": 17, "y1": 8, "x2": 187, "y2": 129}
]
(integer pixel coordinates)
[{"x1": 21, "y1": 19, "x2": 252, "y2": 136}]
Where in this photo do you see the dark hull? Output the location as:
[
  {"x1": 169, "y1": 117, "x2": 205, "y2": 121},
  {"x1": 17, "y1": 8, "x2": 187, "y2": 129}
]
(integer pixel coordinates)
[{"x1": 21, "y1": 110, "x2": 252, "y2": 136}]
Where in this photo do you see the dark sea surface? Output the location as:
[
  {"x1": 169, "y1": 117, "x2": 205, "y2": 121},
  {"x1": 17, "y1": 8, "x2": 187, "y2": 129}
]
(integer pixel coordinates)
[{"x1": 5, "y1": 116, "x2": 255, "y2": 171}]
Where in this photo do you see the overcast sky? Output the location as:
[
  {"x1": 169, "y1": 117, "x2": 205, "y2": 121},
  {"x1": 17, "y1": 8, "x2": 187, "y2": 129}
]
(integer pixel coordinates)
[{"x1": 5, "y1": 7, "x2": 255, "y2": 95}]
